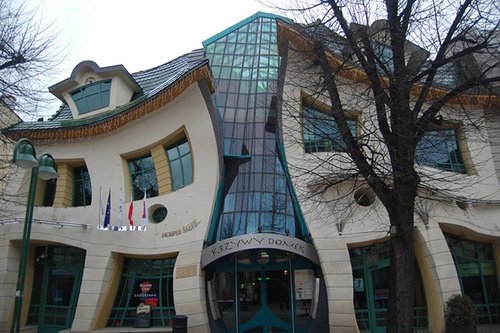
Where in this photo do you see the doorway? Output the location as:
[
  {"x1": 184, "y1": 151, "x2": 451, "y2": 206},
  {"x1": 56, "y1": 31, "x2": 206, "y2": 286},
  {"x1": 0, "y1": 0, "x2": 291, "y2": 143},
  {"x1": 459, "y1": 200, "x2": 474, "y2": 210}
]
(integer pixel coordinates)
[
  {"x1": 208, "y1": 249, "x2": 319, "y2": 333},
  {"x1": 28, "y1": 245, "x2": 85, "y2": 333}
]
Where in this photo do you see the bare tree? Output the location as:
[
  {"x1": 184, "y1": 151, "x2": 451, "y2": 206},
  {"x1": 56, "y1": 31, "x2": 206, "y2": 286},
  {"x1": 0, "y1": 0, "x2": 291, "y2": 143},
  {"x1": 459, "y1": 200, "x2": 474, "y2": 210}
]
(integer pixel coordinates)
[
  {"x1": 275, "y1": 0, "x2": 500, "y2": 332},
  {"x1": 0, "y1": 0, "x2": 61, "y2": 118}
]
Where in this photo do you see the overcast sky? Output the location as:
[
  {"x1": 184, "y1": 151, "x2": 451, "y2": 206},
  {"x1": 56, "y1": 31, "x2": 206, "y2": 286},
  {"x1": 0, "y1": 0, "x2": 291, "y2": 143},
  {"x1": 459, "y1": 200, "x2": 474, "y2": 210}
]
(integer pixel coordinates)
[{"x1": 28, "y1": 0, "x2": 275, "y2": 116}]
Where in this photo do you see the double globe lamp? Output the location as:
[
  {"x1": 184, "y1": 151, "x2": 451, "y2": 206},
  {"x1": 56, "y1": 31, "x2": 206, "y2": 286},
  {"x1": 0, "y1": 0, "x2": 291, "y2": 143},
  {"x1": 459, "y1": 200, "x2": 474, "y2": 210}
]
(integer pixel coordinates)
[{"x1": 10, "y1": 138, "x2": 58, "y2": 333}]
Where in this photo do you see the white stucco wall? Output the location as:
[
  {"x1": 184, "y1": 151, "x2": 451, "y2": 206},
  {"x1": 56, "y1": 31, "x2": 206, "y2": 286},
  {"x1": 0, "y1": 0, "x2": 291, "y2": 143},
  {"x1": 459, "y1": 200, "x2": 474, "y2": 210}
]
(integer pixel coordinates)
[
  {"x1": 279, "y1": 47, "x2": 500, "y2": 333},
  {"x1": 0, "y1": 83, "x2": 221, "y2": 333}
]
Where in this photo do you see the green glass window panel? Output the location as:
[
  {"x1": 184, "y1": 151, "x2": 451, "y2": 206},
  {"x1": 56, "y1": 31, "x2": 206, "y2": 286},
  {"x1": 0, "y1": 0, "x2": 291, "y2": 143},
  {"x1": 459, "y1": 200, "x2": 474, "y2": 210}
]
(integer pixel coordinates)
[
  {"x1": 269, "y1": 56, "x2": 279, "y2": 67},
  {"x1": 205, "y1": 44, "x2": 215, "y2": 53},
  {"x1": 128, "y1": 154, "x2": 158, "y2": 200},
  {"x1": 73, "y1": 166, "x2": 92, "y2": 206},
  {"x1": 230, "y1": 68, "x2": 242, "y2": 80},
  {"x1": 445, "y1": 234, "x2": 500, "y2": 324},
  {"x1": 416, "y1": 128, "x2": 466, "y2": 173},
  {"x1": 234, "y1": 44, "x2": 246, "y2": 55},
  {"x1": 70, "y1": 80, "x2": 111, "y2": 114},
  {"x1": 303, "y1": 106, "x2": 357, "y2": 153},
  {"x1": 232, "y1": 55, "x2": 244, "y2": 67},
  {"x1": 211, "y1": 55, "x2": 223, "y2": 66},
  {"x1": 247, "y1": 33, "x2": 257, "y2": 44},
  {"x1": 220, "y1": 67, "x2": 231, "y2": 79},
  {"x1": 222, "y1": 55, "x2": 234, "y2": 66},
  {"x1": 261, "y1": 21, "x2": 272, "y2": 32},
  {"x1": 256, "y1": 81, "x2": 268, "y2": 92},
  {"x1": 227, "y1": 33, "x2": 237, "y2": 43},
  {"x1": 166, "y1": 138, "x2": 193, "y2": 191},
  {"x1": 214, "y1": 43, "x2": 225, "y2": 53},
  {"x1": 246, "y1": 44, "x2": 256, "y2": 54},
  {"x1": 237, "y1": 32, "x2": 247, "y2": 43},
  {"x1": 225, "y1": 43, "x2": 236, "y2": 54},
  {"x1": 107, "y1": 257, "x2": 176, "y2": 327}
]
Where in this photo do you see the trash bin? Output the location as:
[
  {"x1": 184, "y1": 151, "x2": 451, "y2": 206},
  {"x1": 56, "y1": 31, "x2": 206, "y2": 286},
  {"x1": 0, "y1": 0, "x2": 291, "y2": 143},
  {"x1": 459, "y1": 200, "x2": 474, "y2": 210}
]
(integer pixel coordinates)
[{"x1": 172, "y1": 315, "x2": 187, "y2": 333}]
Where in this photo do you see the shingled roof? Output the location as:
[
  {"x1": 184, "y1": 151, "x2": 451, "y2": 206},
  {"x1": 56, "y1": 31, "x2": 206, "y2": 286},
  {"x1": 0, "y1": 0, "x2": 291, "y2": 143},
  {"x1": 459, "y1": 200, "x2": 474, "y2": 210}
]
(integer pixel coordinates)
[{"x1": 3, "y1": 48, "x2": 213, "y2": 139}]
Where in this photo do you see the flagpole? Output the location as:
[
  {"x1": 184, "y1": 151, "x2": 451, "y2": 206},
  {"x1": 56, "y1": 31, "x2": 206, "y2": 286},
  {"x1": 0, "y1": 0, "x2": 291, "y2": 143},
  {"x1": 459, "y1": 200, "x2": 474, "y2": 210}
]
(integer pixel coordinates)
[{"x1": 98, "y1": 186, "x2": 102, "y2": 228}]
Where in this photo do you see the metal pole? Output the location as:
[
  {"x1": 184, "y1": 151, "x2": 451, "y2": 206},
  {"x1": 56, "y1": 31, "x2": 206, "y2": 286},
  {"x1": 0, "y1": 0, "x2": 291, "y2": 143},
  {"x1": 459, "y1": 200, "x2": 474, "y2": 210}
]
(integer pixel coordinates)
[{"x1": 10, "y1": 167, "x2": 39, "y2": 333}]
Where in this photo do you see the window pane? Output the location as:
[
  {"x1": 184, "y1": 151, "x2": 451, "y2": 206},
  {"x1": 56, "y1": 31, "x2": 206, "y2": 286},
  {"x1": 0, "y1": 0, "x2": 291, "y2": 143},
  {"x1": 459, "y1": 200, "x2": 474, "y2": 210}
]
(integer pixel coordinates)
[
  {"x1": 107, "y1": 257, "x2": 176, "y2": 327},
  {"x1": 70, "y1": 80, "x2": 111, "y2": 114},
  {"x1": 166, "y1": 138, "x2": 193, "y2": 191},
  {"x1": 303, "y1": 106, "x2": 357, "y2": 153},
  {"x1": 128, "y1": 155, "x2": 158, "y2": 200},
  {"x1": 416, "y1": 129, "x2": 466, "y2": 173},
  {"x1": 73, "y1": 166, "x2": 92, "y2": 207}
]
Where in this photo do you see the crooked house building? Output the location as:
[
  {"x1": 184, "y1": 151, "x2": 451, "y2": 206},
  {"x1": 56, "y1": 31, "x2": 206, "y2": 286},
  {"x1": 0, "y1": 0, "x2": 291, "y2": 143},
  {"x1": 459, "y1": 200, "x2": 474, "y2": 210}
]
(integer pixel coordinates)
[{"x1": 1, "y1": 12, "x2": 500, "y2": 333}]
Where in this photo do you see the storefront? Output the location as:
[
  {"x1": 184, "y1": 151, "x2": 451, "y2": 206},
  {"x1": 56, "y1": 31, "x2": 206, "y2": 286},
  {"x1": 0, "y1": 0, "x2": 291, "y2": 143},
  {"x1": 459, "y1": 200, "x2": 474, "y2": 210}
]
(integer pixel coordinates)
[{"x1": 202, "y1": 234, "x2": 327, "y2": 333}]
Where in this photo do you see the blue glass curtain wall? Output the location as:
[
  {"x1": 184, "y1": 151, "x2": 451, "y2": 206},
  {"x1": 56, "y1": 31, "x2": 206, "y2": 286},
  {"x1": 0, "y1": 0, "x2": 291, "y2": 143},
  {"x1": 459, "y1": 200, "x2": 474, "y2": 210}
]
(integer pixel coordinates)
[{"x1": 204, "y1": 14, "x2": 308, "y2": 244}]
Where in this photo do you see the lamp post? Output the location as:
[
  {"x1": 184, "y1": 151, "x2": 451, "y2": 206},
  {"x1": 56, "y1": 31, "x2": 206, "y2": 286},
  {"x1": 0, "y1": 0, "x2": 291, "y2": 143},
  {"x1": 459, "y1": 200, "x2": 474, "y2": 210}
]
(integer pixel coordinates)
[{"x1": 10, "y1": 138, "x2": 58, "y2": 333}]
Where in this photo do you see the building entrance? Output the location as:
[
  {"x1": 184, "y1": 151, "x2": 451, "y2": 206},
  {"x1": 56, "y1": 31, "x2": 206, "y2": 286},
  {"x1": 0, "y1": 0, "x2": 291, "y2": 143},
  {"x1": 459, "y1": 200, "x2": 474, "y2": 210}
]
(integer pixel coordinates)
[
  {"x1": 208, "y1": 249, "x2": 320, "y2": 333},
  {"x1": 28, "y1": 245, "x2": 85, "y2": 333}
]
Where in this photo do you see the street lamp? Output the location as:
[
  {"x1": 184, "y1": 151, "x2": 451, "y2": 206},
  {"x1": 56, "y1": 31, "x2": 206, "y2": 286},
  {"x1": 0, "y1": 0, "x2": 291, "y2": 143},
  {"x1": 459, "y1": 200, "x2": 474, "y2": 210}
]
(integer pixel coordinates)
[{"x1": 10, "y1": 138, "x2": 58, "y2": 333}]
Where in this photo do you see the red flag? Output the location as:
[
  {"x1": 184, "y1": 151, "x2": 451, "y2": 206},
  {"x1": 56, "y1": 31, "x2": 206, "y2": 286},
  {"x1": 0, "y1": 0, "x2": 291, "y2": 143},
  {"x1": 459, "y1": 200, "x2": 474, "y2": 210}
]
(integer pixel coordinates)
[{"x1": 128, "y1": 200, "x2": 134, "y2": 226}]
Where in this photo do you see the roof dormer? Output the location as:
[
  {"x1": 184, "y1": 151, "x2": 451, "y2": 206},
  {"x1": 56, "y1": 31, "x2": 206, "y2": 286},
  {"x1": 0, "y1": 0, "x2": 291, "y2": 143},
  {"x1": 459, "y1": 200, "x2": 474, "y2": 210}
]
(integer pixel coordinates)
[{"x1": 49, "y1": 61, "x2": 143, "y2": 119}]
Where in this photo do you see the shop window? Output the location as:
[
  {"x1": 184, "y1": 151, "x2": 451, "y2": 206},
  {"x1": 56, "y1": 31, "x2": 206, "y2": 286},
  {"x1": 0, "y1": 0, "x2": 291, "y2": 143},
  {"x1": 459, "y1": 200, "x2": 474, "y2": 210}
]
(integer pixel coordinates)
[
  {"x1": 445, "y1": 234, "x2": 500, "y2": 324},
  {"x1": 349, "y1": 242, "x2": 428, "y2": 331},
  {"x1": 107, "y1": 257, "x2": 176, "y2": 327},
  {"x1": 128, "y1": 154, "x2": 159, "y2": 200},
  {"x1": 70, "y1": 79, "x2": 111, "y2": 114},
  {"x1": 302, "y1": 106, "x2": 357, "y2": 153},
  {"x1": 165, "y1": 137, "x2": 193, "y2": 191},
  {"x1": 416, "y1": 128, "x2": 467, "y2": 173},
  {"x1": 73, "y1": 166, "x2": 92, "y2": 207}
]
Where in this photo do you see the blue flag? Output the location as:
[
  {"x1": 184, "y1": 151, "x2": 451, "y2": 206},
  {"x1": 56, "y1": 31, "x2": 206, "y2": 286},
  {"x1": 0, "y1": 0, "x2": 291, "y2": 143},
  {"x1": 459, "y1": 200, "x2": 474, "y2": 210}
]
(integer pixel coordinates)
[{"x1": 103, "y1": 189, "x2": 111, "y2": 228}]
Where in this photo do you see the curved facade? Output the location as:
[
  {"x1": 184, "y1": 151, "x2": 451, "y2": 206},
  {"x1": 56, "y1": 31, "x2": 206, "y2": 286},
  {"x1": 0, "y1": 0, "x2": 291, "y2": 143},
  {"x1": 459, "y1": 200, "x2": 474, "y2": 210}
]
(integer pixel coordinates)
[{"x1": 0, "y1": 11, "x2": 499, "y2": 333}]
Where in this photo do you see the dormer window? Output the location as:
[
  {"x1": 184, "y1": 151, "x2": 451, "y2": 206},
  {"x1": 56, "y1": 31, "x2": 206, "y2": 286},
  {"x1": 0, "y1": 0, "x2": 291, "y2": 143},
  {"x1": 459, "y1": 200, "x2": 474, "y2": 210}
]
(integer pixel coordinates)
[{"x1": 70, "y1": 79, "x2": 111, "y2": 114}]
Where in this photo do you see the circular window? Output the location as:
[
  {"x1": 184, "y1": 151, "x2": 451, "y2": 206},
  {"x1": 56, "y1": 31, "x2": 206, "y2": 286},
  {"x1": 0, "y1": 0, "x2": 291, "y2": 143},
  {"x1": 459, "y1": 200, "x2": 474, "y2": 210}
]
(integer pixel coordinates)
[
  {"x1": 151, "y1": 205, "x2": 168, "y2": 224},
  {"x1": 354, "y1": 187, "x2": 375, "y2": 207}
]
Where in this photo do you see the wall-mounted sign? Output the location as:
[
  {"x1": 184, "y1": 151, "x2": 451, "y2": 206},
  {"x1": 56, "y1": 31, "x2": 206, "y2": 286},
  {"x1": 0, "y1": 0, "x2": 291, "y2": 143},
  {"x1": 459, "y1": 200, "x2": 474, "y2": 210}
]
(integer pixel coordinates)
[
  {"x1": 295, "y1": 269, "x2": 314, "y2": 300},
  {"x1": 134, "y1": 281, "x2": 158, "y2": 307},
  {"x1": 134, "y1": 304, "x2": 151, "y2": 328},
  {"x1": 201, "y1": 233, "x2": 319, "y2": 268}
]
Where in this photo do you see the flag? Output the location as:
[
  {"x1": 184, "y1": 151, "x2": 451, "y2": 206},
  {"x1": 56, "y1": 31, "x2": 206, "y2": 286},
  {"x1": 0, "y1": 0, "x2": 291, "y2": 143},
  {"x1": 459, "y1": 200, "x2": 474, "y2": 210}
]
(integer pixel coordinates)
[
  {"x1": 128, "y1": 196, "x2": 134, "y2": 226},
  {"x1": 141, "y1": 190, "x2": 148, "y2": 227},
  {"x1": 103, "y1": 189, "x2": 111, "y2": 228},
  {"x1": 99, "y1": 186, "x2": 104, "y2": 226}
]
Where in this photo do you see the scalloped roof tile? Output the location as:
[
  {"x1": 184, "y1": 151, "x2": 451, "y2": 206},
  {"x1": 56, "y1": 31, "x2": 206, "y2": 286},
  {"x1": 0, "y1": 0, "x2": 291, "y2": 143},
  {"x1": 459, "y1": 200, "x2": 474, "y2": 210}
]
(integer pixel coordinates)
[{"x1": 6, "y1": 49, "x2": 207, "y2": 132}]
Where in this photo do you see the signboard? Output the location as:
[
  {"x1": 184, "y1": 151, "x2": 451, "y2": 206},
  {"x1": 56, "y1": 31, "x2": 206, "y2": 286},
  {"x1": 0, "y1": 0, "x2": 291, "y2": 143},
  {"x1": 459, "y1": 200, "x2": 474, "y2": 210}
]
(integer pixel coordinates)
[
  {"x1": 133, "y1": 281, "x2": 158, "y2": 307},
  {"x1": 295, "y1": 269, "x2": 315, "y2": 300},
  {"x1": 134, "y1": 304, "x2": 151, "y2": 328},
  {"x1": 201, "y1": 233, "x2": 320, "y2": 268}
]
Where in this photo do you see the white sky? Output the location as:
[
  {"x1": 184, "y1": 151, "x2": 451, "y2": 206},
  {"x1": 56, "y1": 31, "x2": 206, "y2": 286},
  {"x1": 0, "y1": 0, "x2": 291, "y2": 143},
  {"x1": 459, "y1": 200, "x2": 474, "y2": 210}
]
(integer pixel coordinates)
[{"x1": 28, "y1": 0, "x2": 275, "y2": 116}]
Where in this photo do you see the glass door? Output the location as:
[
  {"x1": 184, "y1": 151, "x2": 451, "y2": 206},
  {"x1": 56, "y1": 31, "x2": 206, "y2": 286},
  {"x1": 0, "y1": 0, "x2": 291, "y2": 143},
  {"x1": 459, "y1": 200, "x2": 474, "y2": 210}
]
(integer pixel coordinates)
[
  {"x1": 37, "y1": 267, "x2": 81, "y2": 333},
  {"x1": 210, "y1": 249, "x2": 319, "y2": 333},
  {"x1": 28, "y1": 246, "x2": 85, "y2": 333},
  {"x1": 368, "y1": 265, "x2": 389, "y2": 333},
  {"x1": 239, "y1": 269, "x2": 291, "y2": 333}
]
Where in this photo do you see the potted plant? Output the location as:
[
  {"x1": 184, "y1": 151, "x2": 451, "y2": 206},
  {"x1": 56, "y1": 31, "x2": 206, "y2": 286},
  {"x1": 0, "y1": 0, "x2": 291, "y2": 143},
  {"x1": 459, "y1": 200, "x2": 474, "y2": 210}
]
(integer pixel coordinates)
[{"x1": 444, "y1": 294, "x2": 477, "y2": 333}]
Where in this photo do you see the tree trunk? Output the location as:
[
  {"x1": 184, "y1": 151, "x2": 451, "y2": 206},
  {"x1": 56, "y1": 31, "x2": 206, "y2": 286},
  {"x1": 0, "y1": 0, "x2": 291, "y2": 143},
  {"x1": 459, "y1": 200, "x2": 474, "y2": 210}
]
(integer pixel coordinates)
[{"x1": 386, "y1": 198, "x2": 416, "y2": 333}]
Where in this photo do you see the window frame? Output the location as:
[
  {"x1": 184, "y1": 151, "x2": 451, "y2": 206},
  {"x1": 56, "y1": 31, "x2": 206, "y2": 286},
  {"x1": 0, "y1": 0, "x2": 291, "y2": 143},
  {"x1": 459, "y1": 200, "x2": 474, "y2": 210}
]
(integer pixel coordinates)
[
  {"x1": 72, "y1": 165, "x2": 92, "y2": 207},
  {"x1": 301, "y1": 104, "x2": 358, "y2": 154},
  {"x1": 70, "y1": 79, "x2": 111, "y2": 114},
  {"x1": 107, "y1": 257, "x2": 177, "y2": 328},
  {"x1": 165, "y1": 137, "x2": 193, "y2": 191},
  {"x1": 416, "y1": 124, "x2": 469, "y2": 174},
  {"x1": 128, "y1": 154, "x2": 159, "y2": 200}
]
